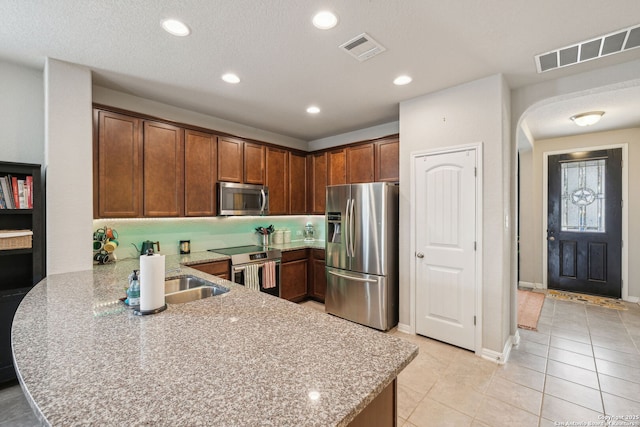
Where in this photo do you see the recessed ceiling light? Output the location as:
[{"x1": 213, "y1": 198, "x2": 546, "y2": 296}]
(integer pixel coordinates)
[
  {"x1": 393, "y1": 75, "x2": 412, "y2": 86},
  {"x1": 222, "y1": 73, "x2": 240, "y2": 84},
  {"x1": 161, "y1": 19, "x2": 191, "y2": 37},
  {"x1": 312, "y1": 11, "x2": 338, "y2": 30},
  {"x1": 306, "y1": 106, "x2": 320, "y2": 114},
  {"x1": 570, "y1": 111, "x2": 604, "y2": 126}
]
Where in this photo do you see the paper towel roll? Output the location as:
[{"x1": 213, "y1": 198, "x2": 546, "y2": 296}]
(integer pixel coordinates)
[{"x1": 139, "y1": 253, "x2": 166, "y2": 312}]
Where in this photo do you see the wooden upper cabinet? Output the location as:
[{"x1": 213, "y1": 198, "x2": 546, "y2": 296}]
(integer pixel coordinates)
[
  {"x1": 289, "y1": 151, "x2": 307, "y2": 214},
  {"x1": 328, "y1": 148, "x2": 347, "y2": 185},
  {"x1": 185, "y1": 130, "x2": 217, "y2": 216},
  {"x1": 347, "y1": 143, "x2": 375, "y2": 183},
  {"x1": 143, "y1": 121, "x2": 184, "y2": 217},
  {"x1": 265, "y1": 146, "x2": 288, "y2": 215},
  {"x1": 309, "y1": 152, "x2": 327, "y2": 214},
  {"x1": 375, "y1": 137, "x2": 399, "y2": 182},
  {"x1": 217, "y1": 137, "x2": 243, "y2": 183},
  {"x1": 243, "y1": 142, "x2": 265, "y2": 184},
  {"x1": 96, "y1": 110, "x2": 143, "y2": 218}
]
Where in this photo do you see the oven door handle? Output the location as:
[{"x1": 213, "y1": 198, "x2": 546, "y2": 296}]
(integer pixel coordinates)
[{"x1": 232, "y1": 260, "x2": 281, "y2": 272}]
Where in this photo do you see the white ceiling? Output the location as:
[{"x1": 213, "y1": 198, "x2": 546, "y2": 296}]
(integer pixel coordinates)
[{"x1": 2, "y1": 1, "x2": 640, "y2": 142}]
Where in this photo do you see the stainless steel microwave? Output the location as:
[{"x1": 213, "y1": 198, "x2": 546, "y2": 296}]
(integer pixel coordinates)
[{"x1": 218, "y1": 182, "x2": 269, "y2": 216}]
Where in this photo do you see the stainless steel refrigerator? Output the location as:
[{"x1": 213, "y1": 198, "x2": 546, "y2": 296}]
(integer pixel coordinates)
[{"x1": 325, "y1": 182, "x2": 399, "y2": 331}]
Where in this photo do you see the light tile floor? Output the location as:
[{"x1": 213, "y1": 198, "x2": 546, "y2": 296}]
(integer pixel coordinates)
[
  {"x1": 303, "y1": 297, "x2": 640, "y2": 427},
  {"x1": 2, "y1": 298, "x2": 639, "y2": 426}
]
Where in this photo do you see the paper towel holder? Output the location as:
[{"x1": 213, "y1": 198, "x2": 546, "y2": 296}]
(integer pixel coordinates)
[{"x1": 134, "y1": 249, "x2": 168, "y2": 316}]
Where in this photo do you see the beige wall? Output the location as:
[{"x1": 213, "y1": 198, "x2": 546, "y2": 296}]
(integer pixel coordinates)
[
  {"x1": 400, "y1": 74, "x2": 512, "y2": 355},
  {"x1": 519, "y1": 127, "x2": 640, "y2": 299}
]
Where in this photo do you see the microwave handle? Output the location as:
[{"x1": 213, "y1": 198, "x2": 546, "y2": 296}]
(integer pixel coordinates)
[{"x1": 260, "y1": 189, "x2": 266, "y2": 213}]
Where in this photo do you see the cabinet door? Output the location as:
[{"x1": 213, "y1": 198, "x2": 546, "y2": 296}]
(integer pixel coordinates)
[
  {"x1": 289, "y1": 152, "x2": 307, "y2": 214},
  {"x1": 347, "y1": 143, "x2": 375, "y2": 183},
  {"x1": 265, "y1": 147, "x2": 288, "y2": 215},
  {"x1": 281, "y1": 259, "x2": 308, "y2": 301},
  {"x1": 375, "y1": 137, "x2": 399, "y2": 182},
  {"x1": 190, "y1": 260, "x2": 230, "y2": 280},
  {"x1": 309, "y1": 152, "x2": 327, "y2": 214},
  {"x1": 143, "y1": 121, "x2": 184, "y2": 217},
  {"x1": 97, "y1": 111, "x2": 143, "y2": 217},
  {"x1": 310, "y1": 250, "x2": 326, "y2": 302},
  {"x1": 185, "y1": 130, "x2": 217, "y2": 216},
  {"x1": 244, "y1": 142, "x2": 265, "y2": 184},
  {"x1": 328, "y1": 148, "x2": 347, "y2": 185},
  {"x1": 217, "y1": 137, "x2": 243, "y2": 183}
]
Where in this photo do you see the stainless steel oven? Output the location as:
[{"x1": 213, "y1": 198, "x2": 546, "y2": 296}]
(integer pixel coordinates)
[{"x1": 208, "y1": 245, "x2": 281, "y2": 297}]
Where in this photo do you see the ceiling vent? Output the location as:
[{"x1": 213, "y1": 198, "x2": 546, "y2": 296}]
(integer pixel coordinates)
[
  {"x1": 535, "y1": 24, "x2": 640, "y2": 73},
  {"x1": 339, "y1": 33, "x2": 386, "y2": 62}
]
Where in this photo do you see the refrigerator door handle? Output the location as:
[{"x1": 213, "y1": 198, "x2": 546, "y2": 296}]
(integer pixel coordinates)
[
  {"x1": 349, "y1": 198, "x2": 356, "y2": 257},
  {"x1": 328, "y1": 270, "x2": 377, "y2": 283},
  {"x1": 345, "y1": 198, "x2": 352, "y2": 257}
]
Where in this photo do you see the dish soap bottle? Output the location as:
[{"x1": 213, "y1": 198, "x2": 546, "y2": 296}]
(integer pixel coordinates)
[{"x1": 127, "y1": 270, "x2": 140, "y2": 308}]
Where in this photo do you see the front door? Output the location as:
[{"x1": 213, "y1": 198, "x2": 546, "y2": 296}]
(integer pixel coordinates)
[
  {"x1": 547, "y1": 149, "x2": 622, "y2": 298},
  {"x1": 415, "y1": 148, "x2": 477, "y2": 351}
]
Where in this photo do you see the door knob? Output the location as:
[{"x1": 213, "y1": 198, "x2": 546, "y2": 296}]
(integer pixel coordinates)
[
  {"x1": 549, "y1": 236, "x2": 555, "y2": 241},
  {"x1": 416, "y1": 252, "x2": 424, "y2": 258}
]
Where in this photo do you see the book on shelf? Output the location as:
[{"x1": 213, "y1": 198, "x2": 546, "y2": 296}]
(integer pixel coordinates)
[
  {"x1": 0, "y1": 177, "x2": 13, "y2": 209},
  {"x1": 0, "y1": 175, "x2": 33, "y2": 209},
  {"x1": 26, "y1": 175, "x2": 33, "y2": 208},
  {"x1": 0, "y1": 183, "x2": 6, "y2": 209},
  {"x1": 11, "y1": 176, "x2": 19, "y2": 208}
]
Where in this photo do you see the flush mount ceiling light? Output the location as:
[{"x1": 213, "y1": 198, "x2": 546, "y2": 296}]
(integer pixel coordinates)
[
  {"x1": 306, "y1": 106, "x2": 320, "y2": 114},
  {"x1": 161, "y1": 19, "x2": 191, "y2": 37},
  {"x1": 222, "y1": 73, "x2": 240, "y2": 84},
  {"x1": 570, "y1": 111, "x2": 605, "y2": 126},
  {"x1": 393, "y1": 75, "x2": 412, "y2": 86},
  {"x1": 312, "y1": 11, "x2": 338, "y2": 29}
]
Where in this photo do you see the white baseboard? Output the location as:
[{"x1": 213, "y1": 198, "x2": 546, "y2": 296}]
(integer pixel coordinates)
[
  {"x1": 480, "y1": 331, "x2": 519, "y2": 365},
  {"x1": 518, "y1": 281, "x2": 545, "y2": 290},
  {"x1": 397, "y1": 323, "x2": 412, "y2": 334},
  {"x1": 624, "y1": 296, "x2": 639, "y2": 303}
]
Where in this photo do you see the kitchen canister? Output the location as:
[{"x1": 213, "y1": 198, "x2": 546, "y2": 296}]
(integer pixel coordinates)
[
  {"x1": 283, "y1": 229, "x2": 291, "y2": 243},
  {"x1": 272, "y1": 229, "x2": 283, "y2": 244}
]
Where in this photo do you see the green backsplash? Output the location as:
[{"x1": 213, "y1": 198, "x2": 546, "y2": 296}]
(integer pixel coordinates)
[{"x1": 93, "y1": 216, "x2": 325, "y2": 259}]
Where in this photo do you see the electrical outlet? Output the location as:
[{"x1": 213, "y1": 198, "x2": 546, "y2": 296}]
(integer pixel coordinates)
[{"x1": 296, "y1": 230, "x2": 303, "y2": 236}]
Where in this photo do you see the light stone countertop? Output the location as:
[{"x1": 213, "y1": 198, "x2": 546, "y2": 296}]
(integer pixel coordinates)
[{"x1": 12, "y1": 249, "x2": 417, "y2": 426}]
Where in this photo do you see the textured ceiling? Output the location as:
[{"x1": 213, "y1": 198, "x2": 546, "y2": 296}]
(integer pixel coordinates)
[{"x1": 2, "y1": 0, "x2": 640, "y2": 142}]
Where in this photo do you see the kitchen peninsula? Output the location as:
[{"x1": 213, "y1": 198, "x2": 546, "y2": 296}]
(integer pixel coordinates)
[{"x1": 12, "y1": 251, "x2": 417, "y2": 426}]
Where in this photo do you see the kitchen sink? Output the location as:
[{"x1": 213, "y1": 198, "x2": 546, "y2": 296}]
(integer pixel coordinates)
[
  {"x1": 164, "y1": 275, "x2": 229, "y2": 304},
  {"x1": 164, "y1": 275, "x2": 214, "y2": 294}
]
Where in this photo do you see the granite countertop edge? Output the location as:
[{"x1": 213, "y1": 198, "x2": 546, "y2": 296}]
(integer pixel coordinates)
[{"x1": 12, "y1": 242, "x2": 418, "y2": 427}]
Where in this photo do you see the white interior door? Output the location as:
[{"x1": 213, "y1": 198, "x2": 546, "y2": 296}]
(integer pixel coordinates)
[{"x1": 415, "y1": 149, "x2": 477, "y2": 351}]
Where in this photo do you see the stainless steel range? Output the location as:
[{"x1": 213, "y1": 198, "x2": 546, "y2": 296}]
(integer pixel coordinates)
[{"x1": 208, "y1": 245, "x2": 281, "y2": 297}]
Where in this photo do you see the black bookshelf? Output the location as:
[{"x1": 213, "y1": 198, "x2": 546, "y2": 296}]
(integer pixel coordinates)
[{"x1": 0, "y1": 161, "x2": 45, "y2": 383}]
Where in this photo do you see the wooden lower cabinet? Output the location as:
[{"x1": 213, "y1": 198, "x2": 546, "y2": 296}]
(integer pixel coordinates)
[
  {"x1": 280, "y1": 249, "x2": 308, "y2": 302},
  {"x1": 309, "y1": 249, "x2": 326, "y2": 302},
  {"x1": 190, "y1": 260, "x2": 230, "y2": 281},
  {"x1": 348, "y1": 379, "x2": 396, "y2": 427}
]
